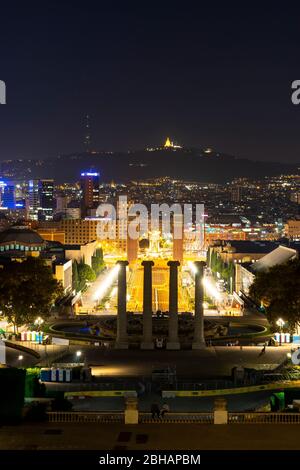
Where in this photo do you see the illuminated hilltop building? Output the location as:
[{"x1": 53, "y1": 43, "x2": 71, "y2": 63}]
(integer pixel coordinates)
[
  {"x1": 145, "y1": 137, "x2": 182, "y2": 152},
  {"x1": 164, "y1": 137, "x2": 182, "y2": 149},
  {"x1": 164, "y1": 137, "x2": 172, "y2": 148}
]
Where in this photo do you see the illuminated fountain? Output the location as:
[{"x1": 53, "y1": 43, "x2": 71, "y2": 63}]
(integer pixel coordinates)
[{"x1": 147, "y1": 230, "x2": 161, "y2": 257}]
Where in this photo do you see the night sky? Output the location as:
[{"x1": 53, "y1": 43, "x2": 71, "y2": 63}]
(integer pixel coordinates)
[{"x1": 1, "y1": 2, "x2": 300, "y2": 163}]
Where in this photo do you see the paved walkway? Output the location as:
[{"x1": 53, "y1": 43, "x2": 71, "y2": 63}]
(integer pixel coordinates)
[
  {"x1": 1, "y1": 422, "x2": 300, "y2": 450},
  {"x1": 58, "y1": 345, "x2": 291, "y2": 379},
  {"x1": 4, "y1": 342, "x2": 293, "y2": 379}
]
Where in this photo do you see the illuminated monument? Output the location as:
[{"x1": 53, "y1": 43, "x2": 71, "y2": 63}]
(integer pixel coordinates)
[
  {"x1": 192, "y1": 261, "x2": 206, "y2": 349},
  {"x1": 114, "y1": 259, "x2": 206, "y2": 350},
  {"x1": 141, "y1": 260, "x2": 154, "y2": 349},
  {"x1": 166, "y1": 260, "x2": 180, "y2": 350},
  {"x1": 164, "y1": 137, "x2": 173, "y2": 148},
  {"x1": 115, "y1": 260, "x2": 129, "y2": 349},
  {"x1": 163, "y1": 137, "x2": 182, "y2": 149}
]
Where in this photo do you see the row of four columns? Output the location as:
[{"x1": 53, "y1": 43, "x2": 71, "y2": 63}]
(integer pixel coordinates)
[{"x1": 115, "y1": 260, "x2": 206, "y2": 350}]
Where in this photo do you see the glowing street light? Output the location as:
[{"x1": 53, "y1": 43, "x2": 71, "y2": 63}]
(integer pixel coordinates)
[
  {"x1": 34, "y1": 316, "x2": 44, "y2": 327},
  {"x1": 276, "y1": 318, "x2": 285, "y2": 346},
  {"x1": 276, "y1": 318, "x2": 285, "y2": 329},
  {"x1": 18, "y1": 355, "x2": 23, "y2": 367},
  {"x1": 34, "y1": 316, "x2": 44, "y2": 344},
  {"x1": 76, "y1": 350, "x2": 82, "y2": 363}
]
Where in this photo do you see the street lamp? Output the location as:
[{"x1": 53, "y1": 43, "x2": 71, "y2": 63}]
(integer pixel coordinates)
[
  {"x1": 76, "y1": 350, "x2": 82, "y2": 363},
  {"x1": 276, "y1": 318, "x2": 285, "y2": 329},
  {"x1": 276, "y1": 318, "x2": 285, "y2": 345},
  {"x1": 34, "y1": 317, "x2": 44, "y2": 344},
  {"x1": 18, "y1": 354, "x2": 23, "y2": 367},
  {"x1": 34, "y1": 316, "x2": 44, "y2": 325}
]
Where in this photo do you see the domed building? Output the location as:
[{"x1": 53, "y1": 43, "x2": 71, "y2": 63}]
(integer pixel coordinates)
[
  {"x1": 0, "y1": 224, "x2": 45, "y2": 256},
  {"x1": 0, "y1": 224, "x2": 73, "y2": 293}
]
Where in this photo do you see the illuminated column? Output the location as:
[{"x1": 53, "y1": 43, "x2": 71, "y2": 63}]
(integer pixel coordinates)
[
  {"x1": 192, "y1": 261, "x2": 206, "y2": 349},
  {"x1": 115, "y1": 260, "x2": 129, "y2": 349},
  {"x1": 127, "y1": 235, "x2": 138, "y2": 265},
  {"x1": 141, "y1": 260, "x2": 154, "y2": 350},
  {"x1": 167, "y1": 260, "x2": 180, "y2": 350},
  {"x1": 173, "y1": 213, "x2": 183, "y2": 264}
]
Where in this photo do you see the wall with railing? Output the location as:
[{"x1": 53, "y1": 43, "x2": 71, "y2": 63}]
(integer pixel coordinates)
[
  {"x1": 228, "y1": 413, "x2": 300, "y2": 424},
  {"x1": 46, "y1": 411, "x2": 300, "y2": 425},
  {"x1": 47, "y1": 411, "x2": 123, "y2": 423}
]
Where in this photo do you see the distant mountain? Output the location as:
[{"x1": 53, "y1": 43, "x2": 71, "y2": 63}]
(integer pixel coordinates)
[{"x1": 0, "y1": 148, "x2": 299, "y2": 183}]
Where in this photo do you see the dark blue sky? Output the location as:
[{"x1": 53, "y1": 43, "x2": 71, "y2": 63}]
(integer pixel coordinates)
[{"x1": 0, "y1": 1, "x2": 300, "y2": 163}]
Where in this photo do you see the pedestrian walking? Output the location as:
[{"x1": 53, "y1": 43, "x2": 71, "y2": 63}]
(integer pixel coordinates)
[
  {"x1": 151, "y1": 403, "x2": 160, "y2": 419},
  {"x1": 160, "y1": 403, "x2": 170, "y2": 419},
  {"x1": 259, "y1": 345, "x2": 266, "y2": 356}
]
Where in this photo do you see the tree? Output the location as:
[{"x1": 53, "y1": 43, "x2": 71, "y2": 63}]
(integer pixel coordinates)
[
  {"x1": 91, "y1": 247, "x2": 105, "y2": 276},
  {"x1": 249, "y1": 259, "x2": 300, "y2": 330},
  {"x1": 209, "y1": 250, "x2": 217, "y2": 271},
  {"x1": 227, "y1": 261, "x2": 235, "y2": 293},
  {"x1": 0, "y1": 257, "x2": 63, "y2": 333},
  {"x1": 77, "y1": 262, "x2": 96, "y2": 290}
]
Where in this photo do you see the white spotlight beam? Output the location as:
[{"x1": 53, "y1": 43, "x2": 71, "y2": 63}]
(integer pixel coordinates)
[{"x1": 92, "y1": 264, "x2": 120, "y2": 302}]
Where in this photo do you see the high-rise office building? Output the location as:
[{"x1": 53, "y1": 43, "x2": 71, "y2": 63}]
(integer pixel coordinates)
[
  {"x1": 80, "y1": 171, "x2": 100, "y2": 216},
  {"x1": 27, "y1": 179, "x2": 40, "y2": 220},
  {"x1": 0, "y1": 182, "x2": 16, "y2": 209},
  {"x1": 27, "y1": 179, "x2": 54, "y2": 221},
  {"x1": 38, "y1": 179, "x2": 54, "y2": 221}
]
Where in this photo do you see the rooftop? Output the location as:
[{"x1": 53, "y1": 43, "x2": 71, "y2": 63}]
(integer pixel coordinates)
[
  {"x1": 222, "y1": 240, "x2": 280, "y2": 254},
  {"x1": 0, "y1": 225, "x2": 45, "y2": 245},
  {"x1": 251, "y1": 245, "x2": 298, "y2": 272}
]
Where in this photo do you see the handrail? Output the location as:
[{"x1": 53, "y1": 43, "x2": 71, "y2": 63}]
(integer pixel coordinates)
[
  {"x1": 46, "y1": 410, "x2": 300, "y2": 425},
  {"x1": 139, "y1": 412, "x2": 213, "y2": 423},
  {"x1": 163, "y1": 380, "x2": 300, "y2": 397},
  {"x1": 228, "y1": 412, "x2": 300, "y2": 424},
  {"x1": 64, "y1": 390, "x2": 137, "y2": 397},
  {"x1": 47, "y1": 411, "x2": 123, "y2": 423},
  {"x1": 4, "y1": 339, "x2": 41, "y2": 358}
]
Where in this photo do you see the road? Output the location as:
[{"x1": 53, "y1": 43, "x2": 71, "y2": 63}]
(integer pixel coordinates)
[{"x1": 58, "y1": 345, "x2": 290, "y2": 379}]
